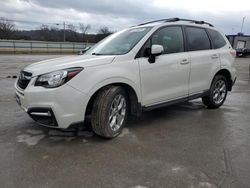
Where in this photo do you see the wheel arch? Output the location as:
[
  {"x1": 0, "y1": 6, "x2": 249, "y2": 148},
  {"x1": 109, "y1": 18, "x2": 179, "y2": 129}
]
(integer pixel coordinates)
[
  {"x1": 213, "y1": 69, "x2": 233, "y2": 91},
  {"x1": 85, "y1": 82, "x2": 142, "y2": 117}
]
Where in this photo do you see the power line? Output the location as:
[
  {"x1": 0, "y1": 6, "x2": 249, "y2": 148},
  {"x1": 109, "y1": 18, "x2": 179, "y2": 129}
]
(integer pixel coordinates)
[
  {"x1": 0, "y1": 17, "x2": 82, "y2": 28},
  {"x1": 1, "y1": 18, "x2": 56, "y2": 26}
]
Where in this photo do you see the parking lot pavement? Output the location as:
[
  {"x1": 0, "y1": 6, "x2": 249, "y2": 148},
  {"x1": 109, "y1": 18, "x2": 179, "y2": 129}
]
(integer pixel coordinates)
[{"x1": 0, "y1": 55, "x2": 250, "y2": 188}]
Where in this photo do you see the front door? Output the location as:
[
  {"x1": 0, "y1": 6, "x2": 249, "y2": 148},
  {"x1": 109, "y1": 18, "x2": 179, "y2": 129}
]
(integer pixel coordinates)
[{"x1": 137, "y1": 26, "x2": 191, "y2": 106}]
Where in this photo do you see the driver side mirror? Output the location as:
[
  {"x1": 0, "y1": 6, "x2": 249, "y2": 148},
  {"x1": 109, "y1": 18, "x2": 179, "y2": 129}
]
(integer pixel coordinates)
[
  {"x1": 148, "y1": 45, "x2": 164, "y2": 63},
  {"x1": 151, "y1": 45, "x2": 164, "y2": 55}
]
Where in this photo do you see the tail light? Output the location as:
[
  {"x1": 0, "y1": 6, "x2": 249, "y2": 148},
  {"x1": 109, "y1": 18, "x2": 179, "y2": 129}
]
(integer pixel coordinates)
[{"x1": 230, "y1": 49, "x2": 236, "y2": 58}]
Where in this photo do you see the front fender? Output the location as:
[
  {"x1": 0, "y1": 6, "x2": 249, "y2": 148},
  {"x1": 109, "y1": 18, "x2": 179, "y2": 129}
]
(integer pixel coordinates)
[
  {"x1": 87, "y1": 77, "x2": 142, "y2": 103},
  {"x1": 67, "y1": 60, "x2": 142, "y2": 103}
]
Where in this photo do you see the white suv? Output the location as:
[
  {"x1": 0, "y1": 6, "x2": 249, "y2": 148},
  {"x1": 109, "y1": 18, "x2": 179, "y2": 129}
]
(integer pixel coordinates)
[{"x1": 15, "y1": 18, "x2": 237, "y2": 138}]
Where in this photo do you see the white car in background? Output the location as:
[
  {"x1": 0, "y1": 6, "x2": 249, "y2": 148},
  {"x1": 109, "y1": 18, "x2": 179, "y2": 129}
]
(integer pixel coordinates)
[{"x1": 15, "y1": 18, "x2": 237, "y2": 138}]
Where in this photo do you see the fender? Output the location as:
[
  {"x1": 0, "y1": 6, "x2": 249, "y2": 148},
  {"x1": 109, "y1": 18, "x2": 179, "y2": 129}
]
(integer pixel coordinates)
[
  {"x1": 87, "y1": 77, "x2": 142, "y2": 103},
  {"x1": 209, "y1": 66, "x2": 233, "y2": 89}
]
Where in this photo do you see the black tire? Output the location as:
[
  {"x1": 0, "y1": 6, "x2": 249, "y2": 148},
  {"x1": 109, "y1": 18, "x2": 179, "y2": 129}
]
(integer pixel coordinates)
[
  {"x1": 91, "y1": 86, "x2": 128, "y2": 138},
  {"x1": 202, "y1": 75, "x2": 228, "y2": 109}
]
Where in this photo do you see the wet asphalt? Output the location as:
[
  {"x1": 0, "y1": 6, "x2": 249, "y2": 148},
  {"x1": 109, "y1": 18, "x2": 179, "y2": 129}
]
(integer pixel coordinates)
[{"x1": 0, "y1": 55, "x2": 250, "y2": 188}]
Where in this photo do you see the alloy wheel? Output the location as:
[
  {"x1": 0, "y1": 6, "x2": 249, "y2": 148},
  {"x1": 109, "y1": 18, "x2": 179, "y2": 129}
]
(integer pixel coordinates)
[
  {"x1": 109, "y1": 94, "x2": 126, "y2": 131},
  {"x1": 213, "y1": 79, "x2": 227, "y2": 104}
]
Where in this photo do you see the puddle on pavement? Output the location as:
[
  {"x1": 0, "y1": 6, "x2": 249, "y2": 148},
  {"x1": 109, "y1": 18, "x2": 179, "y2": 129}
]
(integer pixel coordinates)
[
  {"x1": 16, "y1": 128, "x2": 95, "y2": 146},
  {"x1": 16, "y1": 134, "x2": 46, "y2": 146},
  {"x1": 26, "y1": 129, "x2": 44, "y2": 135},
  {"x1": 16, "y1": 127, "x2": 133, "y2": 146},
  {"x1": 118, "y1": 128, "x2": 130, "y2": 137}
]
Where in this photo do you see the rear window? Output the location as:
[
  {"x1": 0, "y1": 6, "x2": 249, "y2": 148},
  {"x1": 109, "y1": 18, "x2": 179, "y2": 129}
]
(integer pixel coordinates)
[
  {"x1": 186, "y1": 27, "x2": 211, "y2": 51},
  {"x1": 207, "y1": 29, "x2": 226, "y2": 49}
]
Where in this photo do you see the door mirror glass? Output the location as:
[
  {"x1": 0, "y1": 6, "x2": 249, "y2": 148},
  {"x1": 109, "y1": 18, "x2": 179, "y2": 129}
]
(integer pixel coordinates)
[{"x1": 151, "y1": 45, "x2": 163, "y2": 55}]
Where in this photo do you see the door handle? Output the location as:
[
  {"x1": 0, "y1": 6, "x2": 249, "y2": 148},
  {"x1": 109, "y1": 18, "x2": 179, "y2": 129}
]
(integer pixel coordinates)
[
  {"x1": 211, "y1": 54, "x2": 219, "y2": 59},
  {"x1": 180, "y1": 59, "x2": 190, "y2": 65}
]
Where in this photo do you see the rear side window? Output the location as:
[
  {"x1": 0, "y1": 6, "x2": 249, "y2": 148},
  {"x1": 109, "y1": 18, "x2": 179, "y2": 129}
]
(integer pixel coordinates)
[
  {"x1": 207, "y1": 29, "x2": 226, "y2": 49},
  {"x1": 186, "y1": 27, "x2": 211, "y2": 51}
]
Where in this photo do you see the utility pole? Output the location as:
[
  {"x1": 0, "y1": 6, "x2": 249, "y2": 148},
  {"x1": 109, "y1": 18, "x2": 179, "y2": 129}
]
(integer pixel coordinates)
[
  {"x1": 55, "y1": 22, "x2": 66, "y2": 42},
  {"x1": 63, "y1": 22, "x2": 66, "y2": 42},
  {"x1": 240, "y1": 16, "x2": 246, "y2": 33}
]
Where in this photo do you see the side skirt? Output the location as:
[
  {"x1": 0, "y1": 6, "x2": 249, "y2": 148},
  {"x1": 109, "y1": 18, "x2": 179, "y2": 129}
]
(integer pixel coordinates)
[{"x1": 142, "y1": 91, "x2": 209, "y2": 111}]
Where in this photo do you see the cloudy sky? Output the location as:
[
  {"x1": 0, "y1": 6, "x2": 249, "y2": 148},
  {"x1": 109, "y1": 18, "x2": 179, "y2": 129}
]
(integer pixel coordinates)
[{"x1": 1, "y1": 0, "x2": 250, "y2": 34}]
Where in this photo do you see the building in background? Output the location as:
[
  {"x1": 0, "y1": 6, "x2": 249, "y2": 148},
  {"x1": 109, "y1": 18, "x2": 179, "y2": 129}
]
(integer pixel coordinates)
[{"x1": 227, "y1": 34, "x2": 250, "y2": 49}]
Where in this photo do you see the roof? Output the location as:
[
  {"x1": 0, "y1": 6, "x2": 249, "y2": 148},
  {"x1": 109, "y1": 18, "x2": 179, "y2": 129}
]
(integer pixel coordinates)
[{"x1": 134, "y1": 18, "x2": 214, "y2": 28}]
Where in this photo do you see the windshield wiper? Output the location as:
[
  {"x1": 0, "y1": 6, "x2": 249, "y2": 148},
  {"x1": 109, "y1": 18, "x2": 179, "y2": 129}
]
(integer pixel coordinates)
[{"x1": 92, "y1": 52, "x2": 103, "y2": 55}]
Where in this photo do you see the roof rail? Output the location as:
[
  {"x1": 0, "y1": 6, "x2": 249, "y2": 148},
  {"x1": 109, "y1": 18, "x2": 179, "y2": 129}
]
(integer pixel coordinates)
[
  {"x1": 136, "y1": 17, "x2": 214, "y2": 27},
  {"x1": 136, "y1": 18, "x2": 178, "y2": 26}
]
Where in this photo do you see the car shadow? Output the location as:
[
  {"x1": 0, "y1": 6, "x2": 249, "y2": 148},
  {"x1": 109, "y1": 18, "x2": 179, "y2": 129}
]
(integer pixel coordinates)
[{"x1": 15, "y1": 100, "x2": 207, "y2": 146}]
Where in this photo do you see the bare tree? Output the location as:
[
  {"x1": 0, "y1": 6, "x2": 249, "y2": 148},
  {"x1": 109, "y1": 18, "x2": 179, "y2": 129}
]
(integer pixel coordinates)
[
  {"x1": 67, "y1": 24, "x2": 77, "y2": 32},
  {"x1": 79, "y1": 23, "x2": 91, "y2": 42},
  {"x1": 98, "y1": 26, "x2": 112, "y2": 34},
  {"x1": 0, "y1": 18, "x2": 16, "y2": 39},
  {"x1": 95, "y1": 26, "x2": 113, "y2": 42},
  {"x1": 67, "y1": 24, "x2": 78, "y2": 41},
  {"x1": 39, "y1": 24, "x2": 49, "y2": 41},
  {"x1": 40, "y1": 24, "x2": 49, "y2": 31}
]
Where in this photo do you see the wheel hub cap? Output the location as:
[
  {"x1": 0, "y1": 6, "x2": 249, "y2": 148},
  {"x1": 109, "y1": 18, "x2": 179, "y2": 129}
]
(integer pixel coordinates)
[
  {"x1": 213, "y1": 80, "x2": 226, "y2": 104},
  {"x1": 109, "y1": 94, "x2": 126, "y2": 131}
]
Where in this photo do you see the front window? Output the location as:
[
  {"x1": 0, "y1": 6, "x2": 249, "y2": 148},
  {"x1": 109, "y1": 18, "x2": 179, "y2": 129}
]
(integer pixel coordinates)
[
  {"x1": 86, "y1": 27, "x2": 152, "y2": 55},
  {"x1": 151, "y1": 26, "x2": 184, "y2": 54},
  {"x1": 139, "y1": 26, "x2": 184, "y2": 57}
]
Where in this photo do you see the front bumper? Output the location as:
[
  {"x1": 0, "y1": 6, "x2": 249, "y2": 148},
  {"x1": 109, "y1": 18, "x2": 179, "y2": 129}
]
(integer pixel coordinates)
[
  {"x1": 27, "y1": 107, "x2": 58, "y2": 127},
  {"x1": 15, "y1": 78, "x2": 89, "y2": 129}
]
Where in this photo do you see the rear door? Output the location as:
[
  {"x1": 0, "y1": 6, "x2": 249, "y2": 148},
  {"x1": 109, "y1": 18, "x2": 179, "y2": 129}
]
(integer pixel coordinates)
[{"x1": 185, "y1": 26, "x2": 220, "y2": 95}]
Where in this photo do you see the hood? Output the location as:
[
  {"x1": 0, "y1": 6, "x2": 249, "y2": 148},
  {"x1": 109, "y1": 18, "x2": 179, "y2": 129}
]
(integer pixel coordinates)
[{"x1": 24, "y1": 55, "x2": 115, "y2": 76}]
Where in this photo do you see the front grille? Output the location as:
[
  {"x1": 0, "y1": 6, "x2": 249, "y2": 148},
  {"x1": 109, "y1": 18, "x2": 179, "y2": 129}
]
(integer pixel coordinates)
[{"x1": 17, "y1": 71, "x2": 32, "y2": 90}]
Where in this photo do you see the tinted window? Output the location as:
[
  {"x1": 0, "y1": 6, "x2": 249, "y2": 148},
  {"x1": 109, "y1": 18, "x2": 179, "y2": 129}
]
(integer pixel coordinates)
[
  {"x1": 207, "y1": 29, "x2": 226, "y2": 49},
  {"x1": 151, "y1": 26, "x2": 184, "y2": 54},
  {"x1": 186, "y1": 27, "x2": 211, "y2": 51}
]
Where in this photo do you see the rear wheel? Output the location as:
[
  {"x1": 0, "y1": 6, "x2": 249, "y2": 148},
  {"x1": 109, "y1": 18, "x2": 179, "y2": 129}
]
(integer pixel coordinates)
[
  {"x1": 202, "y1": 75, "x2": 228, "y2": 109},
  {"x1": 91, "y1": 86, "x2": 128, "y2": 138}
]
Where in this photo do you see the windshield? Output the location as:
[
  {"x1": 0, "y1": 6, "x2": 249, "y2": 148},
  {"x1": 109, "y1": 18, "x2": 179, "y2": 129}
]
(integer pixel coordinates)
[{"x1": 86, "y1": 27, "x2": 152, "y2": 55}]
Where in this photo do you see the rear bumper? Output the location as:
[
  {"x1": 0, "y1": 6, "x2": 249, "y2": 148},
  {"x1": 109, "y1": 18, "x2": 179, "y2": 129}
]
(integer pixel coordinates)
[{"x1": 15, "y1": 79, "x2": 89, "y2": 129}]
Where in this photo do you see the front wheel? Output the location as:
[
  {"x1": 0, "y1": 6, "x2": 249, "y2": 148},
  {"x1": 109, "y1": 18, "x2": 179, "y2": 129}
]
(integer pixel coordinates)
[
  {"x1": 91, "y1": 86, "x2": 128, "y2": 138},
  {"x1": 202, "y1": 75, "x2": 228, "y2": 109}
]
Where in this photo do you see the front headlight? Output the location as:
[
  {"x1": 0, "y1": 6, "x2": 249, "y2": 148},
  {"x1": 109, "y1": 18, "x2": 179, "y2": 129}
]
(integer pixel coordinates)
[{"x1": 35, "y1": 67, "x2": 83, "y2": 88}]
